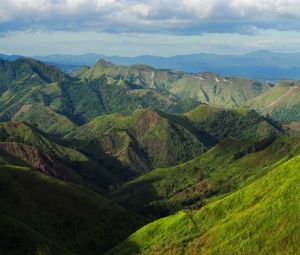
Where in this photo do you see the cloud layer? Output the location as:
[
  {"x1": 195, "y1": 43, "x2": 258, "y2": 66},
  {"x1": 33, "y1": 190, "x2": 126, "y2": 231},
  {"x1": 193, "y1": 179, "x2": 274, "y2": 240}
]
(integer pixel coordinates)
[{"x1": 1, "y1": 0, "x2": 300, "y2": 34}]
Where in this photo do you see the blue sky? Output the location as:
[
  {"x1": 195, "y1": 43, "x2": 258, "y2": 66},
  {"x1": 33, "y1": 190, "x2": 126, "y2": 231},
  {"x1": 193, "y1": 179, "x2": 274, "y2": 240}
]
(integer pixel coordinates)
[{"x1": 1, "y1": 0, "x2": 300, "y2": 56}]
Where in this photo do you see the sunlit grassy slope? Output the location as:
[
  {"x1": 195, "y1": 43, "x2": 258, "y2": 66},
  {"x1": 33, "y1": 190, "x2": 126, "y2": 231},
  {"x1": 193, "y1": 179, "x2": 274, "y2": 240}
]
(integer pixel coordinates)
[
  {"x1": 13, "y1": 104, "x2": 77, "y2": 137},
  {"x1": 113, "y1": 136, "x2": 300, "y2": 216},
  {"x1": 250, "y1": 81, "x2": 300, "y2": 122},
  {"x1": 168, "y1": 73, "x2": 271, "y2": 107},
  {"x1": 0, "y1": 58, "x2": 198, "y2": 131},
  {"x1": 107, "y1": 152, "x2": 300, "y2": 255},
  {"x1": 80, "y1": 60, "x2": 271, "y2": 108}
]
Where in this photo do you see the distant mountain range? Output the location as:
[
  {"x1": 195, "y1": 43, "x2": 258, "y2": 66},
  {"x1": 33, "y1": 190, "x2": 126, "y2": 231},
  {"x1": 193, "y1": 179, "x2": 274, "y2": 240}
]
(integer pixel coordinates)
[{"x1": 2, "y1": 50, "x2": 300, "y2": 81}]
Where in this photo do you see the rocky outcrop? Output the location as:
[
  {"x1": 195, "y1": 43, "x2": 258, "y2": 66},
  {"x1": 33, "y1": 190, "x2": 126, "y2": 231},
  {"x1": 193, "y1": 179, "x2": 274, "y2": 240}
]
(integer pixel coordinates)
[{"x1": 0, "y1": 142, "x2": 82, "y2": 183}]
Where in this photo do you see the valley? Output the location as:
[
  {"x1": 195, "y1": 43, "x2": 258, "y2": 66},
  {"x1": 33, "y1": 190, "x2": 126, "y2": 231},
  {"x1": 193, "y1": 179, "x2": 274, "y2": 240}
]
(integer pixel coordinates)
[{"x1": 0, "y1": 56, "x2": 299, "y2": 255}]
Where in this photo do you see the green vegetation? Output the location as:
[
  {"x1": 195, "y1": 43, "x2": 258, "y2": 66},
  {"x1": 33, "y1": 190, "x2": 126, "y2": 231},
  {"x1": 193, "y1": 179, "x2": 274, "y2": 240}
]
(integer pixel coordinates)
[
  {"x1": 0, "y1": 163, "x2": 144, "y2": 255},
  {"x1": 13, "y1": 104, "x2": 77, "y2": 137},
  {"x1": 79, "y1": 60, "x2": 271, "y2": 108},
  {"x1": 0, "y1": 58, "x2": 198, "y2": 131},
  {"x1": 168, "y1": 73, "x2": 271, "y2": 107},
  {"x1": 185, "y1": 104, "x2": 282, "y2": 141},
  {"x1": 107, "y1": 152, "x2": 300, "y2": 255},
  {"x1": 79, "y1": 59, "x2": 184, "y2": 90},
  {"x1": 70, "y1": 104, "x2": 282, "y2": 174},
  {"x1": 70, "y1": 108, "x2": 209, "y2": 173},
  {"x1": 250, "y1": 81, "x2": 300, "y2": 122},
  {"x1": 0, "y1": 57, "x2": 299, "y2": 255},
  {"x1": 0, "y1": 121, "x2": 135, "y2": 192},
  {"x1": 113, "y1": 136, "x2": 300, "y2": 216}
]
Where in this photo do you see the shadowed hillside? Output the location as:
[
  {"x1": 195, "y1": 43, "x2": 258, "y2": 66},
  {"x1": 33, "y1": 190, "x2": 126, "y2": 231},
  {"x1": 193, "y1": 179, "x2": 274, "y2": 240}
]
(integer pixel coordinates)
[
  {"x1": 69, "y1": 107, "x2": 213, "y2": 173},
  {"x1": 0, "y1": 121, "x2": 136, "y2": 192},
  {"x1": 0, "y1": 163, "x2": 144, "y2": 255}
]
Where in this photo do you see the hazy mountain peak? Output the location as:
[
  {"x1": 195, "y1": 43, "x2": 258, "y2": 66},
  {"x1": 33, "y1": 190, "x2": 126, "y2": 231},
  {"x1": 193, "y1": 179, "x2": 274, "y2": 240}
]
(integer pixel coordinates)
[{"x1": 95, "y1": 59, "x2": 115, "y2": 68}]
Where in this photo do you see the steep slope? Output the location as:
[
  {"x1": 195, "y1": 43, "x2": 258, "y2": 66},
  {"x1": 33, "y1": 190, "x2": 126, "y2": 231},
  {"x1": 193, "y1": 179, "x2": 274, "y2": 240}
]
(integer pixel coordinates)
[
  {"x1": 71, "y1": 65, "x2": 90, "y2": 76},
  {"x1": 79, "y1": 59, "x2": 184, "y2": 90},
  {"x1": 71, "y1": 104, "x2": 282, "y2": 175},
  {"x1": 113, "y1": 136, "x2": 299, "y2": 216},
  {"x1": 79, "y1": 60, "x2": 271, "y2": 108},
  {"x1": 168, "y1": 73, "x2": 271, "y2": 107},
  {"x1": 0, "y1": 121, "x2": 135, "y2": 192},
  {"x1": 0, "y1": 58, "x2": 197, "y2": 130},
  {"x1": 185, "y1": 104, "x2": 282, "y2": 141},
  {"x1": 0, "y1": 59, "x2": 83, "y2": 128},
  {"x1": 0, "y1": 142, "x2": 82, "y2": 183},
  {"x1": 70, "y1": 108, "x2": 212, "y2": 173},
  {"x1": 0, "y1": 163, "x2": 144, "y2": 255},
  {"x1": 285, "y1": 122, "x2": 300, "y2": 135},
  {"x1": 0, "y1": 58, "x2": 66, "y2": 92},
  {"x1": 107, "y1": 151, "x2": 300, "y2": 255},
  {"x1": 250, "y1": 81, "x2": 300, "y2": 122},
  {"x1": 12, "y1": 104, "x2": 77, "y2": 137}
]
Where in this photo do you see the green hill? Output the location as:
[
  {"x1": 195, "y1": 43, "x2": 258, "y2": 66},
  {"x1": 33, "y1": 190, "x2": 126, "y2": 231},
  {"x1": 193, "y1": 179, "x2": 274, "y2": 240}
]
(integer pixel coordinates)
[
  {"x1": 70, "y1": 108, "x2": 212, "y2": 173},
  {"x1": 0, "y1": 58, "x2": 197, "y2": 132},
  {"x1": 112, "y1": 136, "x2": 299, "y2": 217},
  {"x1": 79, "y1": 59, "x2": 184, "y2": 90},
  {"x1": 168, "y1": 73, "x2": 271, "y2": 107},
  {"x1": 0, "y1": 58, "x2": 66, "y2": 93},
  {"x1": 107, "y1": 149, "x2": 300, "y2": 255},
  {"x1": 79, "y1": 60, "x2": 271, "y2": 108},
  {"x1": 1, "y1": 57, "x2": 299, "y2": 255},
  {"x1": 70, "y1": 105, "x2": 282, "y2": 175},
  {"x1": 12, "y1": 104, "x2": 77, "y2": 137},
  {"x1": 185, "y1": 104, "x2": 283, "y2": 141},
  {"x1": 0, "y1": 163, "x2": 144, "y2": 255},
  {"x1": 0, "y1": 121, "x2": 135, "y2": 192},
  {"x1": 250, "y1": 81, "x2": 300, "y2": 122}
]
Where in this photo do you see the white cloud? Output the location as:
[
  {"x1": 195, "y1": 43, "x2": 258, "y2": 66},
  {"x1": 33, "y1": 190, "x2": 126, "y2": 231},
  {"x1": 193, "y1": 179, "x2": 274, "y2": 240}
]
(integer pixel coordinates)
[
  {"x1": 2, "y1": 0, "x2": 300, "y2": 34},
  {"x1": 181, "y1": 0, "x2": 216, "y2": 18},
  {"x1": 131, "y1": 4, "x2": 152, "y2": 17}
]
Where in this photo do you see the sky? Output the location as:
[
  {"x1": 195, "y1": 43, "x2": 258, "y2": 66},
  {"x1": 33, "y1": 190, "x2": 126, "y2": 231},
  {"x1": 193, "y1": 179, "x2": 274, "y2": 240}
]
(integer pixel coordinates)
[{"x1": 2, "y1": 0, "x2": 300, "y2": 56}]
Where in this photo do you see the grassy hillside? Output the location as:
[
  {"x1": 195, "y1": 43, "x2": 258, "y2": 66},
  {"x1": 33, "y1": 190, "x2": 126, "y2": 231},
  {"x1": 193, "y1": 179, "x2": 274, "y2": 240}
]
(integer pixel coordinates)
[
  {"x1": 70, "y1": 108, "x2": 211, "y2": 173},
  {"x1": 0, "y1": 58, "x2": 198, "y2": 131},
  {"x1": 13, "y1": 104, "x2": 77, "y2": 137},
  {"x1": 70, "y1": 104, "x2": 282, "y2": 175},
  {"x1": 0, "y1": 58, "x2": 275, "y2": 138},
  {"x1": 168, "y1": 73, "x2": 271, "y2": 107},
  {"x1": 250, "y1": 81, "x2": 300, "y2": 122},
  {"x1": 0, "y1": 121, "x2": 135, "y2": 192},
  {"x1": 113, "y1": 136, "x2": 300, "y2": 216},
  {"x1": 1, "y1": 56, "x2": 298, "y2": 255},
  {"x1": 0, "y1": 141, "x2": 83, "y2": 183},
  {"x1": 79, "y1": 59, "x2": 184, "y2": 90},
  {"x1": 185, "y1": 104, "x2": 283, "y2": 141},
  {"x1": 0, "y1": 58, "x2": 66, "y2": 93},
  {"x1": 107, "y1": 150, "x2": 300, "y2": 255},
  {"x1": 0, "y1": 163, "x2": 144, "y2": 255},
  {"x1": 79, "y1": 60, "x2": 271, "y2": 108}
]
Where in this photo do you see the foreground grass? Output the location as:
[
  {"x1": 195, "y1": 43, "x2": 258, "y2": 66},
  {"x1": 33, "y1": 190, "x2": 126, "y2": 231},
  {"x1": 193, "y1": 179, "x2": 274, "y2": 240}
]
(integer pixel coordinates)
[{"x1": 107, "y1": 153, "x2": 300, "y2": 255}]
